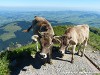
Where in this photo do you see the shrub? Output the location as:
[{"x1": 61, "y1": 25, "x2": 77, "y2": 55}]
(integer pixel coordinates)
[{"x1": 0, "y1": 53, "x2": 10, "y2": 75}]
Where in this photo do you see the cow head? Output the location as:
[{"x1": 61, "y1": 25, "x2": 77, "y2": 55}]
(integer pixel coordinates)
[
  {"x1": 39, "y1": 32, "x2": 53, "y2": 59},
  {"x1": 55, "y1": 34, "x2": 73, "y2": 54}
]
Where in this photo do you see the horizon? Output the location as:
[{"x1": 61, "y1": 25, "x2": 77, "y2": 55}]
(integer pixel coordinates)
[{"x1": 0, "y1": 0, "x2": 100, "y2": 12}]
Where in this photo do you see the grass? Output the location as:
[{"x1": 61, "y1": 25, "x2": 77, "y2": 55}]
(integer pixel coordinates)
[
  {"x1": 88, "y1": 32, "x2": 100, "y2": 50},
  {"x1": 0, "y1": 53, "x2": 10, "y2": 75},
  {"x1": 53, "y1": 25, "x2": 67, "y2": 36},
  {"x1": 0, "y1": 43, "x2": 37, "y2": 75}
]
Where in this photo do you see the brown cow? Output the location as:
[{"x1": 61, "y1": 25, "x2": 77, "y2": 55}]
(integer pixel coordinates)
[
  {"x1": 32, "y1": 32, "x2": 54, "y2": 64},
  {"x1": 58, "y1": 25, "x2": 89, "y2": 63},
  {"x1": 23, "y1": 16, "x2": 54, "y2": 35},
  {"x1": 23, "y1": 16, "x2": 54, "y2": 51}
]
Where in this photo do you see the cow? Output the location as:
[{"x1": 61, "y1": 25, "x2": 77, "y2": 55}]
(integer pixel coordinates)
[
  {"x1": 31, "y1": 32, "x2": 54, "y2": 65},
  {"x1": 58, "y1": 25, "x2": 89, "y2": 63},
  {"x1": 40, "y1": 32, "x2": 54, "y2": 64},
  {"x1": 23, "y1": 16, "x2": 54, "y2": 51}
]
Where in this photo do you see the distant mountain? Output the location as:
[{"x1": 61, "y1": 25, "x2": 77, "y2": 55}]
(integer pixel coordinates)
[{"x1": 0, "y1": 10, "x2": 100, "y2": 27}]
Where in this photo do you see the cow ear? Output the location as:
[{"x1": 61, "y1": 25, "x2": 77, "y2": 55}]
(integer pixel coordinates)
[
  {"x1": 53, "y1": 35, "x2": 62, "y2": 40},
  {"x1": 69, "y1": 40, "x2": 76, "y2": 45},
  {"x1": 52, "y1": 36, "x2": 61, "y2": 44},
  {"x1": 31, "y1": 35, "x2": 39, "y2": 41},
  {"x1": 69, "y1": 36, "x2": 72, "y2": 39}
]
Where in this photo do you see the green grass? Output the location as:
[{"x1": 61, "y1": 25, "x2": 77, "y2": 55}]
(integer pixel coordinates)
[
  {"x1": 88, "y1": 32, "x2": 100, "y2": 50},
  {"x1": 0, "y1": 53, "x2": 10, "y2": 75},
  {"x1": 53, "y1": 25, "x2": 74, "y2": 36},
  {"x1": 0, "y1": 43, "x2": 38, "y2": 75},
  {"x1": 53, "y1": 26, "x2": 67, "y2": 36}
]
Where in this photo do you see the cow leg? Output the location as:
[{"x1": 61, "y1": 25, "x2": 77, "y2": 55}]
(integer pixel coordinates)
[
  {"x1": 36, "y1": 41, "x2": 39, "y2": 52},
  {"x1": 65, "y1": 46, "x2": 69, "y2": 53},
  {"x1": 47, "y1": 47, "x2": 53, "y2": 65},
  {"x1": 81, "y1": 40, "x2": 87, "y2": 57},
  {"x1": 31, "y1": 35, "x2": 39, "y2": 52},
  {"x1": 71, "y1": 45, "x2": 76, "y2": 63},
  {"x1": 47, "y1": 54, "x2": 52, "y2": 65},
  {"x1": 77, "y1": 44, "x2": 81, "y2": 56}
]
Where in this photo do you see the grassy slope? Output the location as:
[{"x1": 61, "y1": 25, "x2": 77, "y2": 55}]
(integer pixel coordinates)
[
  {"x1": 0, "y1": 25, "x2": 100, "y2": 75},
  {"x1": 0, "y1": 54, "x2": 10, "y2": 75},
  {"x1": 89, "y1": 32, "x2": 100, "y2": 50},
  {"x1": 0, "y1": 23, "x2": 21, "y2": 41},
  {"x1": 0, "y1": 44, "x2": 37, "y2": 75}
]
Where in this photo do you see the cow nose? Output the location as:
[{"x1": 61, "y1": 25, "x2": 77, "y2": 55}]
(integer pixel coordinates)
[
  {"x1": 40, "y1": 53, "x2": 47, "y2": 59},
  {"x1": 59, "y1": 50, "x2": 65, "y2": 54},
  {"x1": 59, "y1": 50, "x2": 63, "y2": 54},
  {"x1": 40, "y1": 54, "x2": 44, "y2": 58}
]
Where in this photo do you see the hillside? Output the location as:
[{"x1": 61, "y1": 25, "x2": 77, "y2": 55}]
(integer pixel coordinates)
[
  {"x1": 0, "y1": 21, "x2": 32, "y2": 51},
  {"x1": 0, "y1": 25, "x2": 100, "y2": 75}
]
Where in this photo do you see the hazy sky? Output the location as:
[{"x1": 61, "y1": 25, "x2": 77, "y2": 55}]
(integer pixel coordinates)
[{"x1": 0, "y1": 0, "x2": 100, "y2": 11}]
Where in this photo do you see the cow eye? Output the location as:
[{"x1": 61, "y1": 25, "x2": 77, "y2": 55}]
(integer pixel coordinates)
[{"x1": 68, "y1": 37, "x2": 72, "y2": 39}]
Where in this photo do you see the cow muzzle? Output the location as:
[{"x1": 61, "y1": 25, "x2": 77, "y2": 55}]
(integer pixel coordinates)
[
  {"x1": 59, "y1": 50, "x2": 65, "y2": 54},
  {"x1": 40, "y1": 53, "x2": 47, "y2": 59}
]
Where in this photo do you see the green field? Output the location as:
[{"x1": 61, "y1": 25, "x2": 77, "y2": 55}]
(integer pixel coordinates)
[{"x1": 0, "y1": 23, "x2": 21, "y2": 41}]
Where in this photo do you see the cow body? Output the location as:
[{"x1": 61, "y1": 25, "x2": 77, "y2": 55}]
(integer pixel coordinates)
[
  {"x1": 24, "y1": 16, "x2": 54, "y2": 51},
  {"x1": 59, "y1": 24, "x2": 89, "y2": 63},
  {"x1": 27, "y1": 16, "x2": 54, "y2": 35}
]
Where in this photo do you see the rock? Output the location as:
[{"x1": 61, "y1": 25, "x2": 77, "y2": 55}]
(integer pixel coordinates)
[
  {"x1": 7, "y1": 47, "x2": 10, "y2": 51},
  {"x1": 16, "y1": 44, "x2": 22, "y2": 48}
]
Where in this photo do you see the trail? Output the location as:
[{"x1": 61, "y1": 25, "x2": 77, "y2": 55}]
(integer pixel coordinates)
[{"x1": 12, "y1": 46, "x2": 100, "y2": 75}]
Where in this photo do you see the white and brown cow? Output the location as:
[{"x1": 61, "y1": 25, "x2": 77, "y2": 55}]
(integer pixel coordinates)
[
  {"x1": 58, "y1": 25, "x2": 89, "y2": 63},
  {"x1": 31, "y1": 32, "x2": 54, "y2": 64}
]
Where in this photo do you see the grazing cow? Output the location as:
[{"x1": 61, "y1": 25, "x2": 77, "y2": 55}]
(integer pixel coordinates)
[
  {"x1": 58, "y1": 25, "x2": 89, "y2": 63},
  {"x1": 23, "y1": 16, "x2": 54, "y2": 51}
]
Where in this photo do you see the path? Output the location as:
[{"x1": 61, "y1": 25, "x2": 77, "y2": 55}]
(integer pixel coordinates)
[{"x1": 11, "y1": 46, "x2": 100, "y2": 75}]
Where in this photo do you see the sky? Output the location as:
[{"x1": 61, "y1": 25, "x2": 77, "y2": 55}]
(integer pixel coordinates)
[{"x1": 0, "y1": 0, "x2": 100, "y2": 11}]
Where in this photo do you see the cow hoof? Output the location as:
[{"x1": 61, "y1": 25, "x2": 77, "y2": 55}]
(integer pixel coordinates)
[
  {"x1": 81, "y1": 54, "x2": 84, "y2": 57},
  {"x1": 48, "y1": 61, "x2": 53, "y2": 65},
  {"x1": 71, "y1": 60, "x2": 74, "y2": 64},
  {"x1": 49, "y1": 61, "x2": 53, "y2": 65},
  {"x1": 76, "y1": 52, "x2": 80, "y2": 56},
  {"x1": 60, "y1": 54, "x2": 64, "y2": 58},
  {"x1": 43, "y1": 63, "x2": 46, "y2": 66},
  {"x1": 62, "y1": 55, "x2": 64, "y2": 58}
]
